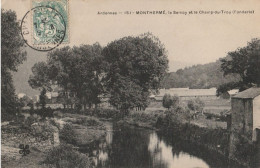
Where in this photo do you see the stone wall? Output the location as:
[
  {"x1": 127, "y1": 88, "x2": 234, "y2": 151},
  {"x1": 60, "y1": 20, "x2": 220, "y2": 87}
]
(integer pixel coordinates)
[{"x1": 229, "y1": 98, "x2": 253, "y2": 158}]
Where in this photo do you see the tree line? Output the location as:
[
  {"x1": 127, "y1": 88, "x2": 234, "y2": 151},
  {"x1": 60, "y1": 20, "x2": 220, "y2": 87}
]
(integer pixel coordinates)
[
  {"x1": 161, "y1": 38, "x2": 260, "y2": 95},
  {"x1": 28, "y1": 33, "x2": 169, "y2": 112}
]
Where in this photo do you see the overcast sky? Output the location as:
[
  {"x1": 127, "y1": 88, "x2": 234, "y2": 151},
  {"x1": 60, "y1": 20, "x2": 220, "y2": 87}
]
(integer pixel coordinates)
[
  {"x1": 2, "y1": 0, "x2": 260, "y2": 96},
  {"x1": 3, "y1": 0, "x2": 260, "y2": 68}
]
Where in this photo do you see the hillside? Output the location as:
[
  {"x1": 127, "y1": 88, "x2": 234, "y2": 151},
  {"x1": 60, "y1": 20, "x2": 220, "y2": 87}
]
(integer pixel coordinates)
[{"x1": 160, "y1": 59, "x2": 241, "y2": 89}]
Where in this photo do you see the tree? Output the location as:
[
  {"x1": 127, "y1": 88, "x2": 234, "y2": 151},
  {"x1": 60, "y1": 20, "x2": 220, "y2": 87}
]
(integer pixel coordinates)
[
  {"x1": 39, "y1": 88, "x2": 47, "y2": 109},
  {"x1": 187, "y1": 98, "x2": 205, "y2": 112},
  {"x1": 28, "y1": 62, "x2": 51, "y2": 90},
  {"x1": 172, "y1": 95, "x2": 180, "y2": 107},
  {"x1": 1, "y1": 10, "x2": 27, "y2": 120},
  {"x1": 220, "y1": 38, "x2": 260, "y2": 91},
  {"x1": 103, "y1": 33, "x2": 169, "y2": 112},
  {"x1": 162, "y1": 94, "x2": 173, "y2": 110}
]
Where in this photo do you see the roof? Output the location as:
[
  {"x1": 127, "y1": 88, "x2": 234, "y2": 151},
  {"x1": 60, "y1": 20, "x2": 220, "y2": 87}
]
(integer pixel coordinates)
[
  {"x1": 232, "y1": 87, "x2": 260, "y2": 99},
  {"x1": 228, "y1": 89, "x2": 239, "y2": 95},
  {"x1": 157, "y1": 88, "x2": 217, "y2": 97}
]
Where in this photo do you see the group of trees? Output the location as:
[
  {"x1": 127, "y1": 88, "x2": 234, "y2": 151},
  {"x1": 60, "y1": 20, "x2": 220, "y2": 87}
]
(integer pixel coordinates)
[
  {"x1": 162, "y1": 93, "x2": 204, "y2": 113},
  {"x1": 161, "y1": 38, "x2": 259, "y2": 95},
  {"x1": 161, "y1": 60, "x2": 240, "y2": 89},
  {"x1": 29, "y1": 44, "x2": 104, "y2": 110},
  {"x1": 2, "y1": 10, "x2": 27, "y2": 119},
  {"x1": 219, "y1": 38, "x2": 260, "y2": 93},
  {"x1": 29, "y1": 33, "x2": 169, "y2": 112}
]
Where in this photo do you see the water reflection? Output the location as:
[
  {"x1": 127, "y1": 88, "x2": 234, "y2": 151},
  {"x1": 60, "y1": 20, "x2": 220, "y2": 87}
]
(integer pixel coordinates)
[
  {"x1": 148, "y1": 132, "x2": 209, "y2": 168},
  {"x1": 80, "y1": 125, "x2": 241, "y2": 168}
]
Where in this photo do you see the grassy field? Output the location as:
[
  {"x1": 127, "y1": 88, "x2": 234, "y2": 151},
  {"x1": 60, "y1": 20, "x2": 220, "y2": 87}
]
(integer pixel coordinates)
[
  {"x1": 147, "y1": 98, "x2": 231, "y2": 114},
  {"x1": 139, "y1": 98, "x2": 231, "y2": 129}
]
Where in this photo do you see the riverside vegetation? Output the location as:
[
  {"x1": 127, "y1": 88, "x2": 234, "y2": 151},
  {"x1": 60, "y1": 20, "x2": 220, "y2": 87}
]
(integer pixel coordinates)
[{"x1": 1, "y1": 108, "x2": 118, "y2": 168}]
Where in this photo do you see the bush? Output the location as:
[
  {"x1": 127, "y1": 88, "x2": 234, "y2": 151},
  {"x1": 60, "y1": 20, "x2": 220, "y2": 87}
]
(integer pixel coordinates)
[
  {"x1": 74, "y1": 117, "x2": 100, "y2": 126},
  {"x1": 24, "y1": 115, "x2": 39, "y2": 127},
  {"x1": 187, "y1": 98, "x2": 205, "y2": 112},
  {"x1": 81, "y1": 108, "x2": 122, "y2": 119},
  {"x1": 59, "y1": 123, "x2": 76, "y2": 144},
  {"x1": 43, "y1": 144, "x2": 93, "y2": 168},
  {"x1": 235, "y1": 135, "x2": 257, "y2": 163}
]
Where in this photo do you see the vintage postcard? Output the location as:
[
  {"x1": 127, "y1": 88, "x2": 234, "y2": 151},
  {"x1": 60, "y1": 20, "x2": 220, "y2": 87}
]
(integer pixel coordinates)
[{"x1": 1, "y1": 0, "x2": 260, "y2": 167}]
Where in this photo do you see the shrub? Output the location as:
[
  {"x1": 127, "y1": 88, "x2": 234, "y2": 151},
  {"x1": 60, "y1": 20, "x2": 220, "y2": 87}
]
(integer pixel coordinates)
[
  {"x1": 59, "y1": 123, "x2": 76, "y2": 144},
  {"x1": 75, "y1": 117, "x2": 100, "y2": 126},
  {"x1": 234, "y1": 135, "x2": 257, "y2": 163},
  {"x1": 42, "y1": 144, "x2": 93, "y2": 168},
  {"x1": 24, "y1": 115, "x2": 39, "y2": 127},
  {"x1": 187, "y1": 98, "x2": 205, "y2": 112},
  {"x1": 83, "y1": 108, "x2": 122, "y2": 119}
]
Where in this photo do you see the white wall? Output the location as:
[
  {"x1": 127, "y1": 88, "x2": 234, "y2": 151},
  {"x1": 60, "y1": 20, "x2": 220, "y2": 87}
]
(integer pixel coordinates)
[{"x1": 253, "y1": 95, "x2": 260, "y2": 141}]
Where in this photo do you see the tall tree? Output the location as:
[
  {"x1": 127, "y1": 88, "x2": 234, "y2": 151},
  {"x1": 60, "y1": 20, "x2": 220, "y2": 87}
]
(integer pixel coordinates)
[
  {"x1": 103, "y1": 33, "x2": 169, "y2": 112},
  {"x1": 1, "y1": 10, "x2": 27, "y2": 119},
  {"x1": 220, "y1": 38, "x2": 260, "y2": 91}
]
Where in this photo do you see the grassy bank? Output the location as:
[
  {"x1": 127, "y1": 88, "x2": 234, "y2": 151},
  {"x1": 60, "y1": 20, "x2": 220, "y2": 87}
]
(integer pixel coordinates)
[{"x1": 118, "y1": 108, "x2": 255, "y2": 167}]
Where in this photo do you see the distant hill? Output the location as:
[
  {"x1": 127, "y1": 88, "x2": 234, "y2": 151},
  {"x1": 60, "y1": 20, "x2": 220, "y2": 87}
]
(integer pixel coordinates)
[{"x1": 160, "y1": 59, "x2": 241, "y2": 89}]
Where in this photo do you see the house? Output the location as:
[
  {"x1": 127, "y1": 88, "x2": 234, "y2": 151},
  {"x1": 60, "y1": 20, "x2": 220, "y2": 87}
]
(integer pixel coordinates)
[
  {"x1": 154, "y1": 88, "x2": 218, "y2": 101},
  {"x1": 228, "y1": 89, "x2": 239, "y2": 97},
  {"x1": 18, "y1": 93, "x2": 26, "y2": 99},
  {"x1": 230, "y1": 87, "x2": 260, "y2": 142}
]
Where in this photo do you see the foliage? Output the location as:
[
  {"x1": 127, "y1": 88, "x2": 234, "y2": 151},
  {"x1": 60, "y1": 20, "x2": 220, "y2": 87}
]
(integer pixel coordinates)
[
  {"x1": 216, "y1": 81, "x2": 240, "y2": 97},
  {"x1": 18, "y1": 95, "x2": 32, "y2": 107},
  {"x1": 162, "y1": 94, "x2": 173, "y2": 109},
  {"x1": 39, "y1": 88, "x2": 47, "y2": 109},
  {"x1": 1, "y1": 10, "x2": 27, "y2": 120},
  {"x1": 220, "y1": 38, "x2": 260, "y2": 91},
  {"x1": 160, "y1": 60, "x2": 240, "y2": 89},
  {"x1": 103, "y1": 33, "x2": 168, "y2": 111},
  {"x1": 29, "y1": 43, "x2": 104, "y2": 110},
  {"x1": 162, "y1": 94, "x2": 179, "y2": 109},
  {"x1": 157, "y1": 116, "x2": 230, "y2": 155},
  {"x1": 24, "y1": 115, "x2": 39, "y2": 127},
  {"x1": 234, "y1": 135, "x2": 257, "y2": 163},
  {"x1": 59, "y1": 123, "x2": 76, "y2": 144},
  {"x1": 28, "y1": 62, "x2": 51, "y2": 90},
  {"x1": 43, "y1": 144, "x2": 93, "y2": 168},
  {"x1": 92, "y1": 108, "x2": 122, "y2": 119},
  {"x1": 128, "y1": 110, "x2": 165, "y2": 127},
  {"x1": 187, "y1": 98, "x2": 205, "y2": 112}
]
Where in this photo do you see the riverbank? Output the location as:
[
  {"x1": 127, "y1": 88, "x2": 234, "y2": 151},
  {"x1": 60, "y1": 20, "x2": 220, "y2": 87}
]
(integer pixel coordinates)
[
  {"x1": 117, "y1": 109, "x2": 252, "y2": 167},
  {"x1": 1, "y1": 111, "x2": 110, "y2": 168}
]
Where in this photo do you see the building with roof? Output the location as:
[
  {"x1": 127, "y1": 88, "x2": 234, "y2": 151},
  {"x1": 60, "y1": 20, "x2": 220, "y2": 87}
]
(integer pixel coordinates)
[
  {"x1": 229, "y1": 87, "x2": 260, "y2": 157},
  {"x1": 230, "y1": 87, "x2": 260, "y2": 141},
  {"x1": 152, "y1": 88, "x2": 218, "y2": 101},
  {"x1": 18, "y1": 93, "x2": 26, "y2": 99},
  {"x1": 228, "y1": 89, "x2": 239, "y2": 97}
]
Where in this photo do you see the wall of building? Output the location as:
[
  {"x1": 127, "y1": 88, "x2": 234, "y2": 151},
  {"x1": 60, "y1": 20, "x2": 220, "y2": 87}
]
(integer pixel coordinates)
[
  {"x1": 230, "y1": 98, "x2": 253, "y2": 137},
  {"x1": 229, "y1": 98, "x2": 253, "y2": 158},
  {"x1": 253, "y1": 95, "x2": 260, "y2": 141}
]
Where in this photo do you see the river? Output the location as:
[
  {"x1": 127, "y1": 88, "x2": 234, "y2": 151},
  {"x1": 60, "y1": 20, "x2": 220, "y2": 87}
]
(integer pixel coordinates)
[{"x1": 78, "y1": 124, "x2": 248, "y2": 168}]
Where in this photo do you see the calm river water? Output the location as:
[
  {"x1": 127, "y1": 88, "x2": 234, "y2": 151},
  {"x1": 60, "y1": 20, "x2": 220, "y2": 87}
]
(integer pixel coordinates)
[{"x1": 79, "y1": 124, "x2": 245, "y2": 168}]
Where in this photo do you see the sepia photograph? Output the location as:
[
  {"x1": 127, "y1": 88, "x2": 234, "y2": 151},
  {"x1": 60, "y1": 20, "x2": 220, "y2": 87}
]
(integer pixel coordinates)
[{"x1": 1, "y1": 0, "x2": 260, "y2": 167}]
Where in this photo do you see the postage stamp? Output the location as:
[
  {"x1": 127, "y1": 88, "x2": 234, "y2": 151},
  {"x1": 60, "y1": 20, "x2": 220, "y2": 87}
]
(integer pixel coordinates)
[
  {"x1": 20, "y1": 0, "x2": 69, "y2": 51},
  {"x1": 32, "y1": 0, "x2": 69, "y2": 43}
]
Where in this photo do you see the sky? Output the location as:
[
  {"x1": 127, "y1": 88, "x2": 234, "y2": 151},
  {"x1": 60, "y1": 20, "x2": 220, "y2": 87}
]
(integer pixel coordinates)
[{"x1": 2, "y1": 0, "x2": 260, "y2": 96}]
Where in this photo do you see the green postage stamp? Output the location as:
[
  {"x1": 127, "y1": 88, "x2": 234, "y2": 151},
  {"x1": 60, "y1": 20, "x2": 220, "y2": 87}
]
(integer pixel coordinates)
[{"x1": 31, "y1": 0, "x2": 69, "y2": 45}]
